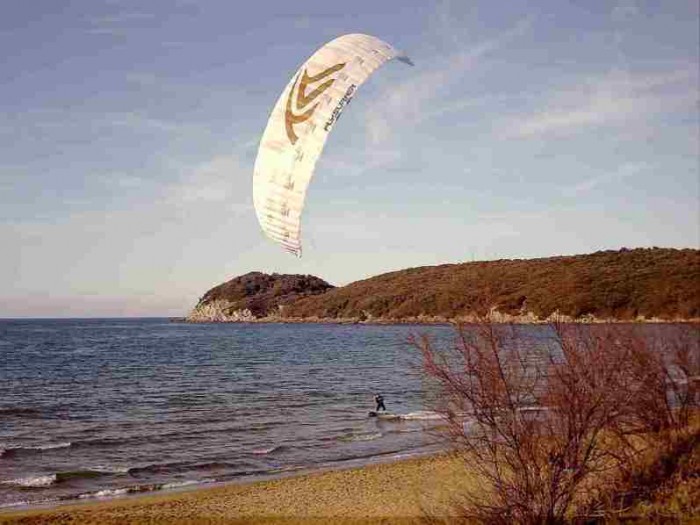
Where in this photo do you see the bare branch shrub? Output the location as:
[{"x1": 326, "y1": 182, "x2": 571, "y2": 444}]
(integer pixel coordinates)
[
  {"x1": 414, "y1": 319, "x2": 699, "y2": 524},
  {"x1": 578, "y1": 324, "x2": 700, "y2": 517},
  {"x1": 613, "y1": 324, "x2": 700, "y2": 434}
]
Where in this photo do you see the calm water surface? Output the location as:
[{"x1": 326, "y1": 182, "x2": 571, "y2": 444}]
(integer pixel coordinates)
[{"x1": 0, "y1": 319, "x2": 460, "y2": 508}]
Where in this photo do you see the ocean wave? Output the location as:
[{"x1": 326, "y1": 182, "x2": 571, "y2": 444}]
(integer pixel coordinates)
[
  {"x1": 322, "y1": 446, "x2": 415, "y2": 465},
  {"x1": 128, "y1": 460, "x2": 240, "y2": 476},
  {"x1": 0, "y1": 467, "x2": 123, "y2": 488},
  {"x1": 71, "y1": 436, "x2": 143, "y2": 450},
  {"x1": 1, "y1": 474, "x2": 57, "y2": 488},
  {"x1": 77, "y1": 479, "x2": 208, "y2": 500},
  {"x1": 0, "y1": 442, "x2": 71, "y2": 458},
  {"x1": 214, "y1": 467, "x2": 285, "y2": 483},
  {"x1": 70, "y1": 425, "x2": 255, "y2": 451},
  {"x1": 55, "y1": 469, "x2": 109, "y2": 482},
  {"x1": 386, "y1": 427, "x2": 425, "y2": 434},
  {"x1": 0, "y1": 497, "x2": 58, "y2": 509},
  {"x1": 251, "y1": 445, "x2": 287, "y2": 455},
  {"x1": 0, "y1": 407, "x2": 42, "y2": 418},
  {"x1": 87, "y1": 465, "x2": 130, "y2": 474},
  {"x1": 338, "y1": 432, "x2": 382, "y2": 443},
  {"x1": 79, "y1": 487, "x2": 130, "y2": 499},
  {"x1": 267, "y1": 465, "x2": 305, "y2": 475},
  {"x1": 161, "y1": 479, "x2": 206, "y2": 490}
]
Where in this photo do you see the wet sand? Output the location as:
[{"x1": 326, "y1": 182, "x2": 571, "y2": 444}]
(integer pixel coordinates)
[{"x1": 0, "y1": 453, "x2": 475, "y2": 524}]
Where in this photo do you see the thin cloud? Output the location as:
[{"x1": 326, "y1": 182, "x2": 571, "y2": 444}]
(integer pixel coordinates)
[
  {"x1": 611, "y1": 0, "x2": 639, "y2": 22},
  {"x1": 476, "y1": 210, "x2": 549, "y2": 222},
  {"x1": 86, "y1": 28, "x2": 127, "y2": 37},
  {"x1": 357, "y1": 9, "x2": 533, "y2": 180},
  {"x1": 115, "y1": 174, "x2": 148, "y2": 189},
  {"x1": 103, "y1": 111, "x2": 199, "y2": 135},
  {"x1": 160, "y1": 41, "x2": 189, "y2": 49},
  {"x1": 322, "y1": 148, "x2": 402, "y2": 180},
  {"x1": 125, "y1": 72, "x2": 161, "y2": 87},
  {"x1": 90, "y1": 12, "x2": 155, "y2": 24},
  {"x1": 501, "y1": 68, "x2": 698, "y2": 139},
  {"x1": 86, "y1": 11, "x2": 154, "y2": 36},
  {"x1": 418, "y1": 93, "x2": 508, "y2": 123},
  {"x1": 562, "y1": 162, "x2": 650, "y2": 197},
  {"x1": 240, "y1": 136, "x2": 261, "y2": 152},
  {"x1": 163, "y1": 154, "x2": 251, "y2": 211},
  {"x1": 6, "y1": 154, "x2": 249, "y2": 231},
  {"x1": 364, "y1": 13, "x2": 533, "y2": 147}
]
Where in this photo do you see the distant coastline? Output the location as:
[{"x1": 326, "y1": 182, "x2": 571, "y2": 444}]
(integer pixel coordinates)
[
  {"x1": 181, "y1": 314, "x2": 700, "y2": 325},
  {"x1": 186, "y1": 248, "x2": 700, "y2": 325}
]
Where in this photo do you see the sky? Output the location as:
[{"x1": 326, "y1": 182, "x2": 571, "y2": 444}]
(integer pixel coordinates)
[{"x1": 1, "y1": 0, "x2": 698, "y2": 318}]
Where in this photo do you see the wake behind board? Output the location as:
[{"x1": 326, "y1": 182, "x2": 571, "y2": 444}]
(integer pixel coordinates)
[{"x1": 368, "y1": 411, "x2": 401, "y2": 420}]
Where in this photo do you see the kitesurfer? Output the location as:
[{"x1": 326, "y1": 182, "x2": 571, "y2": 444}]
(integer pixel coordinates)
[{"x1": 374, "y1": 393, "x2": 386, "y2": 412}]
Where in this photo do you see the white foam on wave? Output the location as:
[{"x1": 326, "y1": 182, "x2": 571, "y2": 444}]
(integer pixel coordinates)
[
  {"x1": 0, "y1": 498, "x2": 57, "y2": 509},
  {"x1": 390, "y1": 452, "x2": 421, "y2": 460},
  {"x1": 79, "y1": 488, "x2": 130, "y2": 499},
  {"x1": 87, "y1": 465, "x2": 130, "y2": 474},
  {"x1": 400, "y1": 411, "x2": 444, "y2": 420},
  {"x1": 1, "y1": 474, "x2": 57, "y2": 488},
  {"x1": 1, "y1": 442, "x2": 71, "y2": 455},
  {"x1": 78, "y1": 480, "x2": 207, "y2": 501},
  {"x1": 35, "y1": 442, "x2": 72, "y2": 451},
  {"x1": 161, "y1": 480, "x2": 203, "y2": 490},
  {"x1": 344, "y1": 432, "x2": 382, "y2": 442},
  {"x1": 252, "y1": 446, "x2": 279, "y2": 455}
]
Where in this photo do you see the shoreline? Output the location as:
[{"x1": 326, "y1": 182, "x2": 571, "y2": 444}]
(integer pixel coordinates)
[
  {"x1": 0, "y1": 451, "x2": 470, "y2": 524},
  {"x1": 179, "y1": 315, "x2": 700, "y2": 325},
  {"x1": 0, "y1": 446, "x2": 445, "y2": 514}
]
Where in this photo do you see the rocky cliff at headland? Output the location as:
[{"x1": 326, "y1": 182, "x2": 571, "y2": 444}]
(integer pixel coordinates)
[{"x1": 186, "y1": 248, "x2": 700, "y2": 323}]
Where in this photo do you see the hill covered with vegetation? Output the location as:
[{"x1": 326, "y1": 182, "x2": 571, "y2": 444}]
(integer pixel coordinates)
[
  {"x1": 186, "y1": 272, "x2": 333, "y2": 321},
  {"x1": 188, "y1": 248, "x2": 699, "y2": 323}
]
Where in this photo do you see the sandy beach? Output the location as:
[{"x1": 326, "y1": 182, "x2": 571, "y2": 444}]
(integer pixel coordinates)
[{"x1": 0, "y1": 453, "x2": 473, "y2": 524}]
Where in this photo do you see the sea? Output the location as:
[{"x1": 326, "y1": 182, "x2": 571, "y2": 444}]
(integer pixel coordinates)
[{"x1": 0, "y1": 318, "x2": 460, "y2": 509}]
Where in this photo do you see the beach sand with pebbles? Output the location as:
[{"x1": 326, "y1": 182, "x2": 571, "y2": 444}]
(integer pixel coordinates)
[{"x1": 0, "y1": 453, "x2": 475, "y2": 524}]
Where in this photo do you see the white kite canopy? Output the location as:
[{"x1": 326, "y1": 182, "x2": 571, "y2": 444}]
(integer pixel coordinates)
[{"x1": 253, "y1": 33, "x2": 412, "y2": 256}]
